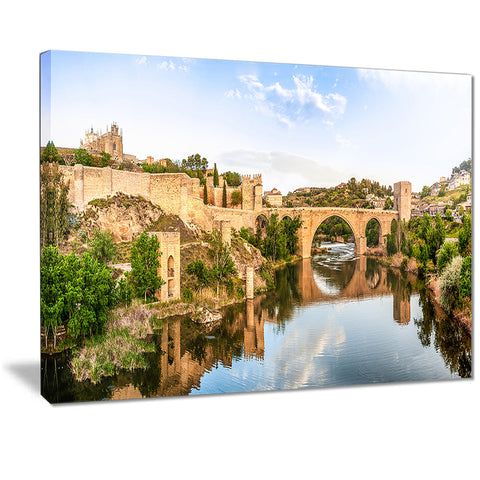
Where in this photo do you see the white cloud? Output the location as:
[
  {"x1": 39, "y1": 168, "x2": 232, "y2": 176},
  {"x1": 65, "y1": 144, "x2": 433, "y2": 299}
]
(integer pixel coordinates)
[
  {"x1": 335, "y1": 133, "x2": 351, "y2": 148},
  {"x1": 135, "y1": 56, "x2": 147, "y2": 65},
  {"x1": 225, "y1": 88, "x2": 241, "y2": 99},
  {"x1": 156, "y1": 59, "x2": 190, "y2": 72},
  {"x1": 217, "y1": 149, "x2": 345, "y2": 193},
  {"x1": 230, "y1": 74, "x2": 347, "y2": 127},
  {"x1": 357, "y1": 67, "x2": 470, "y2": 93}
]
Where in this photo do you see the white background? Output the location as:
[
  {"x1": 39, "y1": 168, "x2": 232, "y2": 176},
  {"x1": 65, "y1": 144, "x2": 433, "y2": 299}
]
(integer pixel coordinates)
[{"x1": 0, "y1": 1, "x2": 477, "y2": 479}]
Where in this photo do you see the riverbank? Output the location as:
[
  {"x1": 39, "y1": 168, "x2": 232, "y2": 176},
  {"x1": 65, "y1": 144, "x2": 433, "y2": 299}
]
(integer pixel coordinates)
[
  {"x1": 365, "y1": 248, "x2": 472, "y2": 334},
  {"x1": 425, "y1": 276, "x2": 472, "y2": 334}
]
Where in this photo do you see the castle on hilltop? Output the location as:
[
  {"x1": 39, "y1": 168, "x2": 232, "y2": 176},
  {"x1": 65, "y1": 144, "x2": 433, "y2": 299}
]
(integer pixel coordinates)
[{"x1": 80, "y1": 122, "x2": 124, "y2": 163}]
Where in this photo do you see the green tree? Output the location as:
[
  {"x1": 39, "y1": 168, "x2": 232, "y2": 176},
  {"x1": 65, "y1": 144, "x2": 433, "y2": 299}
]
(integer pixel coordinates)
[
  {"x1": 40, "y1": 161, "x2": 70, "y2": 247},
  {"x1": 459, "y1": 255, "x2": 471, "y2": 300},
  {"x1": 186, "y1": 260, "x2": 211, "y2": 291},
  {"x1": 386, "y1": 233, "x2": 397, "y2": 256},
  {"x1": 116, "y1": 274, "x2": 133, "y2": 307},
  {"x1": 40, "y1": 246, "x2": 65, "y2": 347},
  {"x1": 209, "y1": 230, "x2": 237, "y2": 298},
  {"x1": 213, "y1": 163, "x2": 219, "y2": 187},
  {"x1": 458, "y1": 213, "x2": 471, "y2": 257},
  {"x1": 439, "y1": 256, "x2": 463, "y2": 314},
  {"x1": 262, "y1": 213, "x2": 288, "y2": 262},
  {"x1": 438, "y1": 186, "x2": 446, "y2": 197},
  {"x1": 130, "y1": 232, "x2": 164, "y2": 302},
  {"x1": 384, "y1": 197, "x2": 394, "y2": 210},
  {"x1": 444, "y1": 208, "x2": 453, "y2": 222},
  {"x1": 203, "y1": 183, "x2": 208, "y2": 205},
  {"x1": 41, "y1": 247, "x2": 116, "y2": 343},
  {"x1": 99, "y1": 151, "x2": 112, "y2": 167},
  {"x1": 66, "y1": 252, "x2": 116, "y2": 338},
  {"x1": 41, "y1": 141, "x2": 63, "y2": 164},
  {"x1": 436, "y1": 241, "x2": 458, "y2": 274},
  {"x1": 222, "y1": 182, "x2": 227, "y2": 207},
  {"x1": 223, "y1": 171, "x2": 242, "y2": 186},
  {"x1": 181, "y1": 153, "x2": 208, "y2": 171},
  {"x1": 420, "y1": 185, "x2": 431, "y2": 199},
  {"x1": 231, "y1": 190, "x2": 242, "y2": 206},
  {"x1": 282, "y1": 216, "x2": 303, "y2": 256},
  {"x1": 74, "y1": 148, "x2": 93, "y2": 166},
  {"x1": 89, "y1": 229, "x2": 116, "y2": 264},
  {"x1": 365, "y1": 219, "x2": 380, "y2": 247}
]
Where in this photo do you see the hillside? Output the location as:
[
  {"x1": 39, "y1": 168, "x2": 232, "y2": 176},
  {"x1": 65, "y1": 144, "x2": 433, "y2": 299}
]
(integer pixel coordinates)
[{"x1": 283, "y1": 178, "x2": 393, "y2": 208}]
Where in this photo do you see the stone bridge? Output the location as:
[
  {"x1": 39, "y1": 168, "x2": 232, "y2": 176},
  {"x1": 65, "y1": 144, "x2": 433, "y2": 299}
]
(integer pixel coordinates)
[
  {"x1": 256, "y1": 207, "x2": 400, "y2": 257},
  {"x1": 59, "y1": 164, "x2": 411, "y2": 258}
]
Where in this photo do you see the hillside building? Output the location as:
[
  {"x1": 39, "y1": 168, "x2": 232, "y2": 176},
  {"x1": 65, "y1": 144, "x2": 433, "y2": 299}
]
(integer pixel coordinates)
[{"x1": 264, "y1": 187, "x2": 283, "y2": 207}]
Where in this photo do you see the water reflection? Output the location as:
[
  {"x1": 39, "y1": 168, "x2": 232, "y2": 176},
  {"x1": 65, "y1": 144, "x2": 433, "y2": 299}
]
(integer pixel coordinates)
[{"x1": 41, "y1": 243, "x2": 471, "y2": 403}]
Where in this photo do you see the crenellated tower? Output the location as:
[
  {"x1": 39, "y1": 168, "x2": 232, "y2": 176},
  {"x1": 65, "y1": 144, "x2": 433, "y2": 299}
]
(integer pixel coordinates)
[{"x1": 241, "y1": 173, "x2": 263, "y2": 210}]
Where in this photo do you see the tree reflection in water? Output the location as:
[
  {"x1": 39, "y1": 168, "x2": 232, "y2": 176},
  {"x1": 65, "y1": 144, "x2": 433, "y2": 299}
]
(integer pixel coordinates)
[
  {"x1": 41, "y1": 252, "x2": 471, "y2": 403},
  {"x1": 414, "y1": 287, "x2": 471, "y2": 378}
]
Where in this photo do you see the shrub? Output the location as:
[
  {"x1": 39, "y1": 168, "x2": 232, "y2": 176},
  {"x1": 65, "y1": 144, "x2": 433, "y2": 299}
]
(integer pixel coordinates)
[
  {"x1": 89, "y1": 229, "x2": 116, "y2": 264},
  {"x1": 400, "y1": 258, "x2": 408, "y2": 272},
  {"x1": 116, "y1": 275, "x2": 133, "y2": 307},
  {"x1": 185, "y1": 260, "x2": 211, "y2": 291},
  {"x1": 386, "y1": 233, "x2": 397, "y2": 256},
  {"x1": 458, "y1": 213, "x2": 471, "y2": 256},
  {"x1": 439, "y1": 256, "x2": 463, "y2": 314},
  {"x1": 436, "y1": 241, "x2": 458, "y2": 274},
  {"x1": 460, "y1": 255, "x2": 471, "y2": 299},
  {"x1": 182, "y1": 288, "x2": 193, "y2": 302},
  {"x1": 231, "y1": 190, "x2": 242, "y2": 206}
]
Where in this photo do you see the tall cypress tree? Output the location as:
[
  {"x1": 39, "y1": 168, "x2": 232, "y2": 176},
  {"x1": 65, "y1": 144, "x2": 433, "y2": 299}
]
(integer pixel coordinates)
[
  {"x1": 213, "y1": 163, "x2": 219, "y2": 187},
  {"x1": 222, "y1": 182, "x2": 227, "y2": 207},
  {"x1": 203, "y1": 183, "x2": 208, "y2": 205}
]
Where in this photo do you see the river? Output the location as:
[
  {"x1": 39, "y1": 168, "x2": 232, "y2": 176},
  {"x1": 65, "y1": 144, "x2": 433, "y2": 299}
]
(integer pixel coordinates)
[{"x1": 41, "y1": 243, "x2": 471, "y2": 403}]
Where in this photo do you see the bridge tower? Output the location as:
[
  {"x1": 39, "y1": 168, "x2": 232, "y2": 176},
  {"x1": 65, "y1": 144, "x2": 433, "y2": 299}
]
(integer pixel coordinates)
[
  {"x1": 155, "y1": 232, "x2": 180, "y2": 301},
  {"x1": 393, "y1": 181, "x2": 412, "y2": 222}
]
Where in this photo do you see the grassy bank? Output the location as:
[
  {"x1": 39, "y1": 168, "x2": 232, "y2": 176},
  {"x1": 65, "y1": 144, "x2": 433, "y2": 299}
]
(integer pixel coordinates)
[{"x1": 70, "y1": 305, "x2": 157, "y2": 384}]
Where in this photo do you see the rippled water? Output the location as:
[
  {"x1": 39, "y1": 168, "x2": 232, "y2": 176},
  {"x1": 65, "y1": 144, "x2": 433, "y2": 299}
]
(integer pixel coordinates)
[{"x1": 41, "y1": 243, "x2": 471, "y2": 403}]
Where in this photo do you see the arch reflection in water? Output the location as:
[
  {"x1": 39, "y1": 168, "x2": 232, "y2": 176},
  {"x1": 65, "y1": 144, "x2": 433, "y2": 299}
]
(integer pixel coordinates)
[{"x1": 40, "y1": 252, "x2": 471, "y2": 403}]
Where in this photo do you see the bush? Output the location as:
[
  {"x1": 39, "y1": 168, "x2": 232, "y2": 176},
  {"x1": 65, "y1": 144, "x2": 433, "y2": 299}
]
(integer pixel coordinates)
[
  {"x1": 182, "y1": 288, "x2": 193, "y2": 303},
  {"x1": 439, "y1": 256, "x2": 463, "y2": 314},
  {"x1": 400, "y1": 258, "x2": 408, "y2": 272},
  {"x1": 436, "y1": 241, "x2": 458, "y2": 274},
  {"x1": 116, "y1": 275, "x2": 133, "y2": 307},
  {"x1": 185, "y1": 260, "x2": 211, "y2": 291},
  {"x1": 460, "y1": 255, "x2": 471, "y2": 299},
  {"x1": 458, "y1": 213, "x2": 471, "y2": 256},
  {"x1": 231, "y1": 190, "x2": 242, "y2": 206},
  {"x1": 386, "y1": 233, "x2": 397, "y2": 256},
  {"x1": 89, "y1": 229, "x2": 116, "y2": 264}
]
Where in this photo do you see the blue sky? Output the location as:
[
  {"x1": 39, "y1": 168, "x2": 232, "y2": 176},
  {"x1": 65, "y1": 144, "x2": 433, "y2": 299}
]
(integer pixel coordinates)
[{"x1": 41, "y1": 50, "x2": 471, "y2": 193}]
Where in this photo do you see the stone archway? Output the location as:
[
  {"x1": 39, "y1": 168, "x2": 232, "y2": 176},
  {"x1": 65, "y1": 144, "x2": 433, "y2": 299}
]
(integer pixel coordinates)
[
  {"x1": 365, "y1": 217, "x2": 383, "y2": 248},
  {"x1": 310, "y1": 214, "x2": 359, "y2": 255}
]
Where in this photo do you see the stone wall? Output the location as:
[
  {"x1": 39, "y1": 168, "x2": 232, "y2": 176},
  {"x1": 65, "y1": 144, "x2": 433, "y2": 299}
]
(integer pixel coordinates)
[{"x1": 60, "y1": 165, "x2": 200, "y2": 216}]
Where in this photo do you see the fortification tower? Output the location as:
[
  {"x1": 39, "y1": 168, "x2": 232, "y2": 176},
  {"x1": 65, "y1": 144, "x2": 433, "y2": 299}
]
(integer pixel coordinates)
[
  {"x1": 154, "y1": 232, "x2": 181, "y2": 302},
  {"x1": 393, "y1": 181, "x2": 412, "y2": 222},
  {"x1": 241, "y1": 174, "x2": 263, "y2": 211}
]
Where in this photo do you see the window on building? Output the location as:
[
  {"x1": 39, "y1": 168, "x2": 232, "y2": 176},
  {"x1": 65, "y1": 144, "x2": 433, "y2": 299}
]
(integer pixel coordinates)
[{"x1": 113, "y1": 142, "x2": 116, "y2": 151}]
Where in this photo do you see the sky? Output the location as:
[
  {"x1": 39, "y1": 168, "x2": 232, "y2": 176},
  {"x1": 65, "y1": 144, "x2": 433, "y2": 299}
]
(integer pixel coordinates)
[{"x1": 41, "y1": 50, "x2": 472, "y2": 193}]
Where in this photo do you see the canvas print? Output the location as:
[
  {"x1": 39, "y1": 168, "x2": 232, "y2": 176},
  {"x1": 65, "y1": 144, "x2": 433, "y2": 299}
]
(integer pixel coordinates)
[{"x1": 40, "y1": 51, "x2": 472, "y2": 403}]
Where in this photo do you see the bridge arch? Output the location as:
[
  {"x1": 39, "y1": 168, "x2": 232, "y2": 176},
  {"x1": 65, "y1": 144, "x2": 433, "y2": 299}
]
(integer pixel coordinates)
[
  {"x1": 365, "y1": 217, "x2": 383, "y2": 248},
  {"x1": 257, "y1": 207, "x2": 399, "y2": 258},
  {"x1": 310, "y1": 213, "x2": 359, "y2": 255}
]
